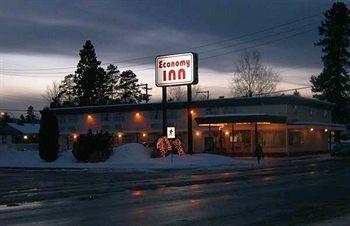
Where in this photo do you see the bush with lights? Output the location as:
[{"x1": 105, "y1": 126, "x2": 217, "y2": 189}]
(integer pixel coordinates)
[
  {"x1": 73, "y1": 129, "x2": 114, "y2": 162},
  {"x1": 155, "y1": 136, "x2": 186, "y2": 157}
]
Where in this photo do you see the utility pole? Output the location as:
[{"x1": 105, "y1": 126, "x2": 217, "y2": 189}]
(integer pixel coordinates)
[
  {"x1": 196, "y1": 90, "x2": 210, "y2": 100},
  {"x1": 138, "y1": 83, "x2": 152, "y2": 103}
]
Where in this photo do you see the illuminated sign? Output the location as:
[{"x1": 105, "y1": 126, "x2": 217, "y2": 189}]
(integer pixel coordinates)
[
  {"x1": 155, "y1": 52, "x2": 198, "y2": 87},
  {"x1": 167, "y1": 126, "x2": 176, "y2": 139}
]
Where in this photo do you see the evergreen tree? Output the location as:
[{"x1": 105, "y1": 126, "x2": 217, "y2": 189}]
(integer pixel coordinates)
[
  {"x1": 25, "y1": 105, "x2": 38, "y2": 123},
  {"x1": 310, "y1": 2, "x2": 350, "y2": 124},
  {"x1": 73, "y1": 40, "x2": 111, "y2": 105},
  {"x1": 18, "y1": 114, "x2": 25, "y2": 125},
  {"x1": 39, "y1": 108, "x2": 59, "y2": 162},
  {"x1": 100, "y1": 64, "x2": 119, "y2": 104},
  {"x1": 2, "y1": 113, "x2": 11, "y2": 123},
  {"x1": 117, "y1": 70, "x2": 142, "y2": 103}
]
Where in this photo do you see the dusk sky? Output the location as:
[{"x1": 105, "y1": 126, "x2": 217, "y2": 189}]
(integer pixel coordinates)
[{"x1": 0, "y1": 0, "x2": 340, "y2": 114}]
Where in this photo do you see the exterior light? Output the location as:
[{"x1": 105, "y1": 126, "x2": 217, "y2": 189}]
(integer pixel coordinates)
[
  {"x1": 225, "y1": 131, "x2": 229, "y2": 135},
  {"x1": 0, "y1": 112, "x2": 4, "y2": 116},
  {"x1": 196, "y1": 132, "x2": 200, "y2": 136},
  {"x1": 142, "y1": 133, "x2": 146, "y2": 137},
  {"x1": 190, "y1": 110, "x2": 194, "y2": 115},
  {"x1": 324, "y1": 129, "x2": 328, "y2": 132},
  {"x1": 87, "y1": 115, "x2": 92, "y2": 119},
  {"x1": 23, "y1": 135, "x2": 28, "y2": 140},
  {"x1": 73, "y1": 134, "x2": 78, "y2": 140},
  {"x1": 118, "y1": 133, "x2": 122, "y2": 138},
  {"x1": 310, "y1": 128, "x2": 314, "y2": 132},
  {"x1": 136, "y1": 112, "x2": 140, "y2": 117}
]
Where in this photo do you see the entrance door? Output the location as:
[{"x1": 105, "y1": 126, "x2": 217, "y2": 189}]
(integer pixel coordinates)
[{"x1": 204, "y1": 136, "x2": 214, "y2": 153}]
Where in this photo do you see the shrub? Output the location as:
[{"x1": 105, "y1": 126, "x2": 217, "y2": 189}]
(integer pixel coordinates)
[
  {"x1": 155, "y1": 136, "x2": 186, "y2": 157},
  {"x1": 39, "y1": 108, "x2": 59, "y2": 162},
  {"x1": 73, "y1": 130, "x2": 114, "y2": 162}
]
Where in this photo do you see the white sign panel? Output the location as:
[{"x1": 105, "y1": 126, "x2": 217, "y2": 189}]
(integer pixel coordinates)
[
  {"x1": 167, "y1": 127, "x2": 176, "y2": 139},
  {"x1": 155, "y1": 52, "x2": 198, "y2": 87}
]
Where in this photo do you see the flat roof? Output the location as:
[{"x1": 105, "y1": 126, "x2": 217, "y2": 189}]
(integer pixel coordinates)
[
  {"x1": 195, "y1": 113, "x2": 287, "y2": 124},
  {"x1": 51, "y1": 95, "x2": 334, "y2": 115}
]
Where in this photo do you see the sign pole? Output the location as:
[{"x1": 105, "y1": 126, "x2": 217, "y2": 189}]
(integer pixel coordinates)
[
  {"x1": 187, "y1": 84, "x2": 193, "y2": 154},
  {"x1": 162, "y1": 87, "x2": 167, "y2": 136}
]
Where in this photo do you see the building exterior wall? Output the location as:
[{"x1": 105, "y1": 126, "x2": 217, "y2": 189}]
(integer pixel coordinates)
[{"x1": 54, "y1": 97, "x2": 333, "y2": 155}]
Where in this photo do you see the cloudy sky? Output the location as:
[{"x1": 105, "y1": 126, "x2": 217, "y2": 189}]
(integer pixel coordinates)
[{"x1": 0, "y1": 0, "x2": 342, "y2": 114}]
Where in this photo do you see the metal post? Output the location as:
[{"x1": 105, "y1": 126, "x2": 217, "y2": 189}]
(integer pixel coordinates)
[
  {"x1": 329, "y1": 130, "x2": 332, "y2": 152},
  {"x1": 187, "y1": 84, "x2": 193, "y2": 154},
  {"x1": 231, "y1": 123, "x2": 235, "y2": 154},
  {"x1": 162, "y1": 87, "x2": 167, "y2": 136},
  {"x1": 254, "y1": 122, "x2": 258, "y2": 152}
]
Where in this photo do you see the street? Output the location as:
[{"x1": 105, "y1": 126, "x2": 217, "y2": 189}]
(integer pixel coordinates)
[{"x1": 1, "y1": 158, "x2": 350, "y2": 225}]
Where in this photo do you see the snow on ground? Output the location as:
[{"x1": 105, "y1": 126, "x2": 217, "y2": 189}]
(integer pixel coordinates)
[{"x1": 0, "y1": 143, "x2": 254, "y2": 170}]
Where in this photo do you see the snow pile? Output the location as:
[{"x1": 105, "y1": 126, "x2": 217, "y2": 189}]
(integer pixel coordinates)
[
  {"x1": 109, "y1": 143, "x2": 152, "y2": 163},
  {"x1": 0, "y1": 143, "x2": 253, "y2": 170}
]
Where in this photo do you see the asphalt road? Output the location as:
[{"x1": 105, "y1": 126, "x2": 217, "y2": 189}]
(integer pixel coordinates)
[{"x1": 0, "y1": 158, "x2": 350, "y2": 226}]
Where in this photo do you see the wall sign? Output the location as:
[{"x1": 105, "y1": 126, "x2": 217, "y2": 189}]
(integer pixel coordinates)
[{"x1": 155, "y1": 52, "x2": 198, "y2": 87}]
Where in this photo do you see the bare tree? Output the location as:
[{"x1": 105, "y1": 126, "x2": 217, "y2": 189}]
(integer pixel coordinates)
[
  {"x1": 42, "y1": 81, "x2": 61, "y2": 105},
  {"x1": 231, "y1": 50, "x2": 280, "y2": 97},
  {"x1": 168, "y1": 85, "x2": 207, "y2": 101}
]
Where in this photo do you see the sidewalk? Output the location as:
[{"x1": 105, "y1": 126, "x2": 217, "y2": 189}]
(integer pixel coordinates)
[{"x1": 233, "y1": 154, "x2": 332, "y2": 168}]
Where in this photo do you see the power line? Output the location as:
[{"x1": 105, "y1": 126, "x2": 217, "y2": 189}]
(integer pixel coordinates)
[
  {"x1": 0, "y1": 13, "x2": 322, "y2": 73},
  {"x1": 1, "y1": 26, "x2": 317, "y2": 78},
  {"x1": 2, "y1": 22, "x2": 317, "y2": 77},
  {"x1": 128, "y1": 27, "x2": 316, "y2": 72}
]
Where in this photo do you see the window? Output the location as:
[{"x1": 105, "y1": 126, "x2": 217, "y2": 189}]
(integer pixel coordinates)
[
  {"x1": 259, "y1": 131, "x2": 285, "y2": 148},
  {"x1": 101, "y1": 125, "x2": 110, "y2": 131},
  {"x1": 113, "y1": 112, "x2": 125, "y2": 121},
  {"x1": 234, "y1": 130, "x2": 250, "y2": 144},
  {"x1": 59, "y1": 116, "x2": 66, "y2": 124},
  {"x1": 1, "y1": 136, "x2": 7, "y2": 144},
  {"x1": 68, "y1": 115, "x2": 77, "y2": 123},
  {"x1": 323, "y1": 110, "x2": 329, "y2": 118},
  {"x1": 223, "y1": 107, "x2": 235, "y2": 114},
  {"x1": 168, "y1": 111, "x2": 177, "y2": 119},
  {"x1": 69, "y1": 126, "x2": 76, "y2": 132},
  {"x1": 151, "y1": 123, "x2": 161, "y2": 129},
  {"x1": 288, "y1": 131, "x2": 304, "y2": 146},
  {"x1": 59, "y1": 126, "x2": 65, "y2": 132},
  {"x1": 101, "y1": 113, "x2": 110, "y2": 122},
  {"x1": 153, "y1": 111, "x2": 160, "y2": 119},
  {"x1": 115, "y1": 124, "x2": 123, "y2": 130}
]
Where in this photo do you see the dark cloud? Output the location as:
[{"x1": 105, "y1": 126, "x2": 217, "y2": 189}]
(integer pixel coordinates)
[{"x1": 0, "y1": 0, "x2": 337, "y2": 72}]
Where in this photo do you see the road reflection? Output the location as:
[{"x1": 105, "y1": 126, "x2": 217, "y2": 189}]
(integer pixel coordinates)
[{"x1": 131, "y1": 190, "x2": 144, "y2": 197}]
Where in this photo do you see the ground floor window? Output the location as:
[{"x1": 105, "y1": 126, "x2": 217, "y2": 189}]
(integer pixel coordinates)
[
  {"x1": 288, "y1": 130, "x2": 304, "y2": 146},
  {"x1": 259, "y1": 131, "x2": 285, "y2": 148}
]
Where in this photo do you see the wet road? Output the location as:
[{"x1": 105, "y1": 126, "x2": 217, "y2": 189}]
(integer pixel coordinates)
[{"x1": 1, "y1": 158, "x2": 350, "y2": 226}]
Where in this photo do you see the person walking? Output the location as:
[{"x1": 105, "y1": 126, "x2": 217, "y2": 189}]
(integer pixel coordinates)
[{"x1": 255, "y1": 143, "x2": 264, "y2": 164}]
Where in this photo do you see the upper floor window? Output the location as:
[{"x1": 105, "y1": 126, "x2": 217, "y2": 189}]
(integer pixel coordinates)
[
  {"x1": 323, "y1": 110, "x2": 329, "y2": 118},
  {"x1": 309, "y1": 109, "x2": 313, "y2": 116},
  {"x1": 101, "y1": 125, "x2": 110, "y2": 131},
  {"x1": 101, "y1": 113, "x2": 110, "y2": 122},
  {"x1": 153, "y1": 111, "x2": 160, "y2": 120},
  {"x1": 113, "y1": 112, "x2": 125, "y2": 121}
]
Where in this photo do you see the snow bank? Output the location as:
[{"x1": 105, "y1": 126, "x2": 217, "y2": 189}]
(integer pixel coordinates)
[{"x1": 0, "y1": 143, "x2": 253, "y2": 171}]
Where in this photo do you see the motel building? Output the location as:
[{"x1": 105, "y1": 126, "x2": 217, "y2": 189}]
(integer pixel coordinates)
[{"x1": 51, "y1": 95, "x2": 346, "y2": 157}]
